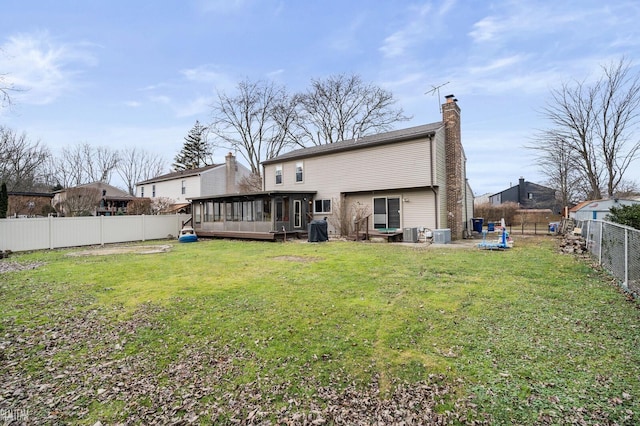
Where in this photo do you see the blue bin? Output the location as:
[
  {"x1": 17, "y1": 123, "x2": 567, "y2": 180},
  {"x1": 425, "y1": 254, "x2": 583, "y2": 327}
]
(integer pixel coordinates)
[
  {"x1": 487, "y1": 222, "x2": 495, "y2": 232},
  {"x1": 472, "y1": 218, "x2": 484, "y2": 233}
]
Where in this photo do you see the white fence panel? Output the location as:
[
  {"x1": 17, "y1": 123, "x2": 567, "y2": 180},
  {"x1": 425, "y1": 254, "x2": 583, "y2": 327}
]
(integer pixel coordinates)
[
  {"x1": 103, "y1": 216, "x2": 144, "y2": 244},
  {"x1": 51, "y1": 217, "x2": 102, "y2": 249},
  {"x1": 142, "y1": 215, "x2": 186, "y2": 240},
  {"x1": 0, "y1": 214, "x2": 190, "y2": 252},
  {"x1": 0, "y1": 217, "x2": 50, "y2": 252}
]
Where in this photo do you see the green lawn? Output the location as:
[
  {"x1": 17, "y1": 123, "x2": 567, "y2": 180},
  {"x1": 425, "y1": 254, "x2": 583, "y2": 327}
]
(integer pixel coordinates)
[{"x1": 1, "y1": 237, "x2": 639, "y2": 424}]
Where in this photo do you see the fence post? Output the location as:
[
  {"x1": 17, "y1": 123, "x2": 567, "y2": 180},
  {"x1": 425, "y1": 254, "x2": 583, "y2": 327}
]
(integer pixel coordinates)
[
  {"x1": 598, "y1": 221, "x2": 603, "y2": 265},
  {"x1": 624, "y1": 228, "x2": 629, "y2": 290},
  {"x1": 49, "y1": 214, "x2": 54, "y2": 250},
  {"x1": 100, "y1": 215, "x2": 105, "y2": 246},
  {"x1": 142, "y1": 214, "x2": 146, "y2": 242}
]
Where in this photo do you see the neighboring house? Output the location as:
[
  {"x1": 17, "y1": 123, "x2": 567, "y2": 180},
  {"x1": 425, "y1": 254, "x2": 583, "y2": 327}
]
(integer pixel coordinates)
[
  {"x1": 53, "y1": 182, "x2": 139, "y2": 216},
  {"x1": 7, "y1": 191, "x2": 55, "y2": 218},
  {"x1": 474, "y1": 193, "x2": 491, "y2": 206},
  {"x1": 489, "y1": 177, "x2": 558, "y2": 213},
  {"x1": 136, "y1": 153, "x2": 251, "y2": 213},
  {"x1": 570, "y1": 198, "x2": 640, "y2": 221},
  {"x1": 190, "y1": 95, "x2": 474, "y2": 240}
]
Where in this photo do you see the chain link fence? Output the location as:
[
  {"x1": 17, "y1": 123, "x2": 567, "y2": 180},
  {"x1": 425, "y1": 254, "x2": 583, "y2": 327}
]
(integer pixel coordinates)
[{"x1": 576, "y1": 219, "x2": 640, "y2": 296}]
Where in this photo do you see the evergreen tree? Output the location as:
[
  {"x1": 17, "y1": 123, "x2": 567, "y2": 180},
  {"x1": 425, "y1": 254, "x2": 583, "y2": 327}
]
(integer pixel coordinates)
[
  {"x1": 607, "y1": 204, "x2": 640, "y2": 230},
  {"x1": 173, "y1": 121, "x2": 213, "y2": 171},
  {"x1": 0, "y1": 182, "x2": 8, "y2": 219}
]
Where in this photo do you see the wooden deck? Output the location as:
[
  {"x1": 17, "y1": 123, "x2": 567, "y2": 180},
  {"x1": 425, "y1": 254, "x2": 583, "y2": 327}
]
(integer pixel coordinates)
[
  {"x1": 360, "y1": 229, "x2": 403, "y2": 243},
  {"x1": 196, "y1": 230, "x2": 308, "y2": 241}
]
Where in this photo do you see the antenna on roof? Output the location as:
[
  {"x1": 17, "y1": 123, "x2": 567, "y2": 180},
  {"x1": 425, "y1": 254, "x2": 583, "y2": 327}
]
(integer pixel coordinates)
[{"x1": 425, "y1": 81, "x2": 450, "y2": 113}]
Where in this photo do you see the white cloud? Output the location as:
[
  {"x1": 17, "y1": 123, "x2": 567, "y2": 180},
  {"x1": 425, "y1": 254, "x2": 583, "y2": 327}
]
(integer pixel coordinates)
[
  {"x1": 468, "y1": 55, "x2": 526, "y2": 74},
  {"x1": 0, "y1": 31, "x2": 97, "y2": 105},
  {"x1": 181, "y1": 65, "x2": 225, "y2": 83},
  {"x1": 196, "y1": 0, "x2": 249, "y2": 14},
  {"x1": 175, "y1": 96, "x2": 213, "y2": 118},
  {"x1": 379, "y1": 3, "x2": 433, "y2": 58},
  {"x1": 149, "y1": 95, "x2": 171, "y2": 105}
]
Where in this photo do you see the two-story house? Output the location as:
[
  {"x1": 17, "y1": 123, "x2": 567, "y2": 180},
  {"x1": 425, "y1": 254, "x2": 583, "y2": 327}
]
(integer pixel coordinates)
[
  {"x1": 489, "y1": 177, "x2": 559, "y2": 213},
  {"x1": 136, "y1": 152, "x2": 251, "y2": 213},
  {"x1": 189, "y1": 96, "x2": 474, "y2": 241}
]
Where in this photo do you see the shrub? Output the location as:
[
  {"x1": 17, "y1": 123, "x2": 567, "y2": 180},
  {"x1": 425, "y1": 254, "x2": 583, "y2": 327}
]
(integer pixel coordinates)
[{"x1": 606, "y1": 204, "x2": 640, "y2": 230}]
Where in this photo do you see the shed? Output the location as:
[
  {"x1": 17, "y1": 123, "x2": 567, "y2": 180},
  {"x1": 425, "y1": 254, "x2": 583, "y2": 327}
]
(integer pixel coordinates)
[{"x1": 570, "y1": 198, "x2": 640, "y2": 221}]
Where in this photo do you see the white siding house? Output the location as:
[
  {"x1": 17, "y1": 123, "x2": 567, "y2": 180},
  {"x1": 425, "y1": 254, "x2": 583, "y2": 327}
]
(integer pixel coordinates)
[
  {"x1": 189, "y1": 96, "x2": 473, "y2": 240},
  {"x1": 136, "y1": 153, "x2": 251, "y2": 212},
  {"x1": 261, "y1": 96, "x2": 472, "y2": 239}
]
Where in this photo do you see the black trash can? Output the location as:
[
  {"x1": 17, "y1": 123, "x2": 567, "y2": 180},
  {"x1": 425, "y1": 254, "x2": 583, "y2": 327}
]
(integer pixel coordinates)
[
  {"x1": 308, "y1": 219, "x2": 328, "y2": 242},
  {"x1": 472, "y1": 218, "x2": 484, "y2": 233}
]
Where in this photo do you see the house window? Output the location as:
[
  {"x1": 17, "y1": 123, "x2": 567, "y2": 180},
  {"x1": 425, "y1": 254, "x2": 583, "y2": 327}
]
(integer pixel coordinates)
[
  {"x1": 194, "y1": 203, "x2": 202, "y2": 224},
  {"x1": 140, "y1": 186, "x2": 145, "y2": 197},
  {"x1": 314, "y1": 199, "x2": 331, "y2": 214},
  {"x1": 528, "y1": 193, "x2": 534, "y2": 199},
  {"x1": 152, "y1": 184, "x2": 156, "y2": 197},
  {"x1": 295, "y1": 162, "x2": 303, "y2": 183},
  {"x1": 181, "y1": 180, "x2": 186, "y2": 195},
  {"x1": 261, "y1": 199, "x2": 271, "y2": 222},
  {"x1": 204, "y1": 202, "x2": 213, "y2": 222},
  {"x1": 373, "y1": 197, "x2": 401, "y2": 229},
  {"x1": 214, "y1": 202, "x2": 222, "y2": 221},
  {"x1": 275, "y1": 165, "x2": 283, "y2": 185}
]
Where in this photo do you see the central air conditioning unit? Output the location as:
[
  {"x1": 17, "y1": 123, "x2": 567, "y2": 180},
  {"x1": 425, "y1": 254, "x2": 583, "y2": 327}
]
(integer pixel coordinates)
[
  {"x1": 403, "y1": 227, "x2": 418, "y2": 243},
  {"x1": 433, "y1": 229, "x2": 451, "y2": 244}
]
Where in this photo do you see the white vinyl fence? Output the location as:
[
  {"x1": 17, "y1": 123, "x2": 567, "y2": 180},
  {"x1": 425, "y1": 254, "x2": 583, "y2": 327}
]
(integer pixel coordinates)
[
  {"x1": 0, "y1": 214, "x2": 191, "y2": 252},
  {"x1": 576, "y1": 219, "x2": 640, "y2": 296}
]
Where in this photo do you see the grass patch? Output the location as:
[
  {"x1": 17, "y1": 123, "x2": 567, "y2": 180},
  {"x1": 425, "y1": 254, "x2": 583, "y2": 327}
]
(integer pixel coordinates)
[{"x1": 1, "y1": 237, "x2": 639, "y2": 424}]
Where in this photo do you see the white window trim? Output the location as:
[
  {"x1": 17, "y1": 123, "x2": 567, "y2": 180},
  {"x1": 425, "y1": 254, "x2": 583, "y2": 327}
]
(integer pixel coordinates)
[
  {"x1": 314, "y1": 199, "x2": 332, "y2": 214},
  {"x1": 295, "y1": 161, "x2": 304, "y2": 183}
]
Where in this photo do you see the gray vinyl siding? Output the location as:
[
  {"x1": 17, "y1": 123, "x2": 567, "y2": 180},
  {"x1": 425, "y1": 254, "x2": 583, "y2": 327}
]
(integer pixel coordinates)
[
  {"x1": 342, "y1": 190, "x2": 436, "y2": 233},
  {"x1": 200, "y1": 167, "x2": 227, "y2": 196},
  {"x1": 264, "y1": 136, "x2": 435, "y2": 195},
  {"x1": 398, "y1": 189, "x2": 437, "y2": 230},
  {"x1": 200, "y1": 163, "x2": 252, "y2": 197}
]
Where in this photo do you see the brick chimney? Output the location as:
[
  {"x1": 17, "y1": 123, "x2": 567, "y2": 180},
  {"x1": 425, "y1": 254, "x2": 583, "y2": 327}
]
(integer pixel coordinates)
[
  {"x1": 517, "y1": 177, "x2": 526, "y2": 206},
  {"x1": 442, "y1": 95, "x2": 463, "y2": 240},
  {"x1": 225, "y1": 152, "x2": 237, "y2": 193}
]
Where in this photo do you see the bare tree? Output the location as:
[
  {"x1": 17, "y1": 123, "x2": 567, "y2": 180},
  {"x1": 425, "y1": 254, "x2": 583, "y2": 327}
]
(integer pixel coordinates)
[
  {"x1": 117, "y1": 147, "x2": 166, "y2": 195},
  {"x1": 57, "y1": 186, "x2": 102, "y2": 216},
  {"x1": 237, "y1": 172, "x2": 263, "y2": 193},
  {"x1": 53, "y1": 143, "x2": 120, "y2": 187},
  {"x1": 210, "y1": 79, "x2": 293, "y2": 175},
  {"x1": 0, "y1": 126, "x2": 50, "y2": 191},
  {"x1": 289, "y1": 73, "x2": 410, "y2": 147},
  {"x1": 528, "y1": 132, "x2": 583, "y2": 207},
  {"x1": 537, "y1": 57, "x2": 640, "y2": 199},
  {"x1": 151, "y1": 197, "x2": 175, "y2": 214}
]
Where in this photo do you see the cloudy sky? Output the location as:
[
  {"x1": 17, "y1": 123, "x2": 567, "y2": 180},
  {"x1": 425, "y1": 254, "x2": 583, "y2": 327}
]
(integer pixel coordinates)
[{"x1": 1, "y1": 0, "x2": 640, "y2": 195}]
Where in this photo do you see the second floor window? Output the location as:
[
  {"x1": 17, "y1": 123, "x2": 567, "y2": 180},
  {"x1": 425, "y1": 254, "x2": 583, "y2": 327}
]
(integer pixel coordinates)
[
  {"x1": 295, "y1": 162, "x2": 303, "y2": 183},
  {"x1": 152, "y1": 184, "x2": 156, "y2": 197},
  {"x1": 181, "y1": 180, "x2": 186, "y2": 195},
  {"x1": 275, "y1": 165, "x2": 283, "y2": 185},
  {"x1": 140, "y1": 186, "x2": 144, "y2": 197}
]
